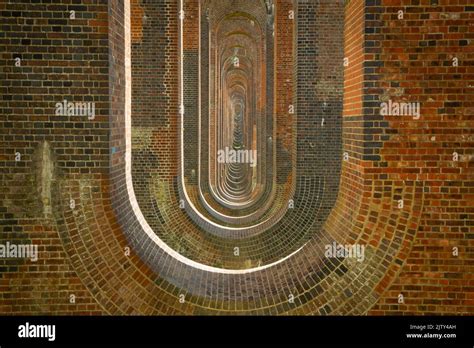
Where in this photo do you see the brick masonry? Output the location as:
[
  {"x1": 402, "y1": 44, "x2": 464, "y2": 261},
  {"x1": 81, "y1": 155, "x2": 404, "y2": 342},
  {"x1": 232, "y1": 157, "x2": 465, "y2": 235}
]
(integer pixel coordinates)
[{"x1": 0, "y1": 0, "x2": 472, "y2": 315}]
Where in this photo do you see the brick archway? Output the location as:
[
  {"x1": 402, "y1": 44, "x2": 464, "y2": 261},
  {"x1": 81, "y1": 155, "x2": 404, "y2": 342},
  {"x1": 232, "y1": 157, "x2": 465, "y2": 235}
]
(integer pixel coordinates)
[{"x1": 51, "y1": 0, "x2": 423, "y2": 315}]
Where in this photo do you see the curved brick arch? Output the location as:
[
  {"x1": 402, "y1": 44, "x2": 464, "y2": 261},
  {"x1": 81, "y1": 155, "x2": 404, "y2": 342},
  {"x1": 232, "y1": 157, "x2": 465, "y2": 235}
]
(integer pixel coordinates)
[
  {"x1": 5, "y1": 0, "x2": 472, "y2": 317},
  {"x1": 47, "y1": 0, "x2": 419, "y2": 314},
  {"x1": 121, "y1": 0, "x2": 342, "y2": 271}
]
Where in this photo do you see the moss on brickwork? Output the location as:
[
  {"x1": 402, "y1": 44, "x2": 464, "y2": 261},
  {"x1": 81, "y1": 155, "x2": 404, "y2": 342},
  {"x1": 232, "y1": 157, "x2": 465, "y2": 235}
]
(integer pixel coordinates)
[{"x1": 0, "y1": 0, "x2": 472, "y2": 316}]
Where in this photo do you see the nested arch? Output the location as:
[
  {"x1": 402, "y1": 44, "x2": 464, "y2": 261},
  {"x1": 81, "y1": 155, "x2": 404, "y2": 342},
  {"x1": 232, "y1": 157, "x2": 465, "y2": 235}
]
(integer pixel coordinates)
[
  {"x1": 103, "y1": 0, "x2": 420, "y2": 315},
  {"x1": 179, "y1": 0, "x2": 294, "y2": 236},
  {"x1": 123, "y1": 0, "x2": 342, "y2": 273}
]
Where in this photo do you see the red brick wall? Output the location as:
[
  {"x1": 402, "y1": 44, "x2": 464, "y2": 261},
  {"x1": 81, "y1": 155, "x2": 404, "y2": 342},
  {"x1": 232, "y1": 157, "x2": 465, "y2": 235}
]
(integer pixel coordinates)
[
  {"x1": 0, "y1": 0, "x2": 472, "y2": 315},
  {"x1": 366, "y1": 0, "x2": 474, "y2": 315},
  {"x1": 0, "y1": 0, "x2": 110, "y2": 314}
]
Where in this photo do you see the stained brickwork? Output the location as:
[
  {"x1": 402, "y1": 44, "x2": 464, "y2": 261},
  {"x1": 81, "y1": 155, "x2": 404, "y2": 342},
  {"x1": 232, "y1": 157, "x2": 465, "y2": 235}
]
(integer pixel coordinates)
[
  {"x1": 0, "y1": 0, "x2": 472, "y2": 315},
  {"x1": 0, "y1": 0, "x2": 109, "y2": 314}
]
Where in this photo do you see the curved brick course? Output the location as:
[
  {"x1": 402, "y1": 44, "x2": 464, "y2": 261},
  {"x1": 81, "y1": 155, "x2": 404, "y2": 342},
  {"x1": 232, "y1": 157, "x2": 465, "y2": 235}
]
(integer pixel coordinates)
[{"x1": 0, "y1": 0, "x2": 472, "y2": 315}]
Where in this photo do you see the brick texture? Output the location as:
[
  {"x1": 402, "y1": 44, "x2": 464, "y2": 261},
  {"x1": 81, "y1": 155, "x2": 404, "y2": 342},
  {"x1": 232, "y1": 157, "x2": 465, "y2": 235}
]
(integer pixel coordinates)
[{"x1": 0, "y1": 0, "x2": 472, "y2": 315}]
